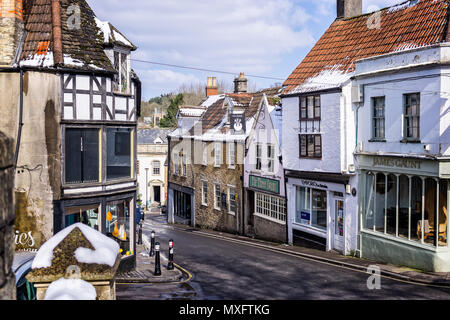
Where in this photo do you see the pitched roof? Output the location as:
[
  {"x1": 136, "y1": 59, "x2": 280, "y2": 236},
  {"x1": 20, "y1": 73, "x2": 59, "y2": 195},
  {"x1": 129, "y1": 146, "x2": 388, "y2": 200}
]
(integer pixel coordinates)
[
  {"x1": 188, "y1": 87, "x2": 282, "y2": 137},
  {"x1": 137, "y1": 129, "x2": 171, "y2": 144},
  {"x1": 19, "y1": 0, "x2": 134, "y2": 72},
  {"x1": 283, "y1": 0, "x2": 449, "y2": 95}
]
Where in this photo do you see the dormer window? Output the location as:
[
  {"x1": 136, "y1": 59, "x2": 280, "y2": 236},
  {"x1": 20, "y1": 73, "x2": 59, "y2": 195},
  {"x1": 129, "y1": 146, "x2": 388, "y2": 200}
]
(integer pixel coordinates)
[{"x1": 113, "y1": 50, "x2": 130, "y2": 94}]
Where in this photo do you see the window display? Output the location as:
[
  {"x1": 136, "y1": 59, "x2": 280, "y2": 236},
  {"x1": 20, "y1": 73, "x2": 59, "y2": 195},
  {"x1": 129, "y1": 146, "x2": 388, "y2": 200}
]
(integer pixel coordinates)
[
  {"x1": 296, "y1": 186, "x2": 326, "y2": 230},
  {"x1": 363, "y1": 171, "x2": 448, "y2": 247},
  {"x1": 106, "y1": 200, "x2": 131, "y2": 255},
  {"x1": 64, "y1": 204, "x2": 100, "y2": 230}
]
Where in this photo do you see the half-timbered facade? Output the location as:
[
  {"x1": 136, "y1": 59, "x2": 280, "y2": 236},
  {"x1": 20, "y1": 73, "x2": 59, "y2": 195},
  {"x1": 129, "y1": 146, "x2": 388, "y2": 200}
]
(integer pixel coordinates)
[{"x1": 0, "y1": 0, "x2": 141, "y2": 271}]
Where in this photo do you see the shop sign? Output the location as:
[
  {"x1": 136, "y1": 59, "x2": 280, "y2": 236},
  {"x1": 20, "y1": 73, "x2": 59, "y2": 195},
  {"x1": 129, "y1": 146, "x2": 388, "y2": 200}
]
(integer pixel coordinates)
[
  {"x1": 301, "y1": 180, "x2": 328, "y2": 189},
  {"x1": 295, "y1": 211, "x2": 311, "y2": 225},
  {"x1": 249, "y1": 175, "x2": 280, "y2": 194},
  {"x1": 230, "y1": 113, "x2": 246, "y2": 134},
  {"x1": 372, "y1": 156, "x2": 421, "y2": 169}
]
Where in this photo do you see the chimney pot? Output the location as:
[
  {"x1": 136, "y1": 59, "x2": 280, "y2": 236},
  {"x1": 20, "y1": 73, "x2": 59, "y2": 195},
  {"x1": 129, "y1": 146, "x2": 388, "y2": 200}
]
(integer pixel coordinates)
[
  {"x1": 206, "y1": 76, "x2": 218, "y2": 97},
  {"x1": 234, "y1": 72, "x2": 248, "y2": 94}
]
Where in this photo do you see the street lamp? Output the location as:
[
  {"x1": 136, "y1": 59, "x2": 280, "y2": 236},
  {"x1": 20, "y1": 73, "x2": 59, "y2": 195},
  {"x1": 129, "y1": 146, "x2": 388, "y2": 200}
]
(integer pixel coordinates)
[{"x1": 145, "y1": 168, "x2": 149, "y2": 211}]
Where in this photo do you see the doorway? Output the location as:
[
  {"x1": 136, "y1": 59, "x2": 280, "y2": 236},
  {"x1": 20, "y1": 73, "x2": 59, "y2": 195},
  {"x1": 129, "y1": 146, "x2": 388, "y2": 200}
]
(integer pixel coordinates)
[
  {"x1": 153, "y1": 185, "x2": 161, "y2": 203},
  {"x1": 332, "y1": 198, "x2": 345, "y2": 252}
]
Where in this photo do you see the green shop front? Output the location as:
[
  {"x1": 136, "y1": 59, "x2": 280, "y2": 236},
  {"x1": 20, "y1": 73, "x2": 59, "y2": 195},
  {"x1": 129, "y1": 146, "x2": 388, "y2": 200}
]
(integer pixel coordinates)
[
  {"x1": 358, "y1": 154, "x2": 450, "y2": 272},
  {"x1": 244, "y1": 174, "x2": 287, "y2": 243}
]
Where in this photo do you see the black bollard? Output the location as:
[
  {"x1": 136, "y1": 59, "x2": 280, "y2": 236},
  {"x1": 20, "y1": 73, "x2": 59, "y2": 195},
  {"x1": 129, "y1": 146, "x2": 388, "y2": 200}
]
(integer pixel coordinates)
[
  {"x1": 137, "y1": 223, "x2": 143, "y2": 245},
  {"x1": 168, "y1": 239, "x2": 174, "y2": 270},
  {"x1": 154, "y1": 242, "x2": 161, "y2": 276},
  {"x1": 149, "y1": 230, "x2": 155, "y2": 257}
]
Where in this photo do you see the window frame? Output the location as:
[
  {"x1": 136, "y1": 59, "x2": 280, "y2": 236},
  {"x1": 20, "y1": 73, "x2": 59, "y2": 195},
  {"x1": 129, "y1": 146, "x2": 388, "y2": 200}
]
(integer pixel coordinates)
[
  {"x1": 214, "y1": 142, "x2": 222, "y2": 168},
  {"x1": 371, "y1": 96, "x2": 386, "y2": 141},
  {"x1": 299, "y1": 95, "x2": 321, "y2": 121},
  {"x1": 113, "y1": 49, "x2": 131, "y2": 95},
  {"x1": 152, "y1": 160, "x2": 161, "y2": 176},
  {"x1": 403, "y1": 93, "x2": 421, "y2": 142},
  {"x1": 255, "y1": 192, "x2": 286, "y2": 224},
  {"x1": 214, "y1": 184, "x2": 221, "y2": 210},
  {"x1": 255, "y1": 143, "x2": 262, "y2": 171},
  {"x1": 299, "y1": 134, "x2": 322, "y2": 159},
  {"x1": 228, "y1": 186, "x2": 237, "y2": 215},
  {"x1": 201, "y1": 180, "x2": 208, "y2": 206},
  {"x1": 228, "y1": 142, "x2": 235, "y2": 169},
  {"x1": 106, "y1": 127, "x2": 133, "y2": 181},
  {"x1": 267, "y1": 144, "x2": 275, "y2": 173}
]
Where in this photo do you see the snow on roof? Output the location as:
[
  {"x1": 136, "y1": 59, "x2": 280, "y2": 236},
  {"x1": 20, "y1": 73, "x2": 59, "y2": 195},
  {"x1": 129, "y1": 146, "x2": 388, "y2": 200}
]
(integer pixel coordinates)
[
  {"x1": 289, "y1": 66, "x2": 352, "y2": 94},
  {"x1": 44, "y1": 278, "x2": 97, "y2": 300},
  {"x1": 201, "y1": 94, "x2": 226, "y2": 108},
  {"x1": 32, "y1": 223, "x2": 120, "y2": 269},
  {"x1": 95, "y1": 17, "x2": 135, "y2": 49}
]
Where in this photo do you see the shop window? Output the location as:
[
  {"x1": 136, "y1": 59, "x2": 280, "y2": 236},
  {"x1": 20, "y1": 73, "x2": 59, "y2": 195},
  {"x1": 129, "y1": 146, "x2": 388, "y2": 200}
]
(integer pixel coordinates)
[
  {"x1": 65, "y1": 128, "x2": 99, "y2": 184},
  {"x1": 386, "y1": 174, "x2": 397, "y2": 236},
  {"x1": 256, "y1": 193, "x2": 286, "y2": 223},
  {"x1": 106, "y1": 200, "x2": 131, "y2": 255},
  {"x1": 64, "y1": 204, "x2": 100, "y2": 230},
  {"x1": 295, "y1": 186, "x2": 326, "y2": 230},
  {"x1": 363, "y1": 172, "x2": 448, "y2": 247},
  {"x1": 398, "y1": 175, "x2": 410, "y2": 239},
  {"x1": 106, "y1": 128, "x2": 132, "y2": 180},
  {"x1": 374, "y1": 173, "x2": 386, "y2": 232}
]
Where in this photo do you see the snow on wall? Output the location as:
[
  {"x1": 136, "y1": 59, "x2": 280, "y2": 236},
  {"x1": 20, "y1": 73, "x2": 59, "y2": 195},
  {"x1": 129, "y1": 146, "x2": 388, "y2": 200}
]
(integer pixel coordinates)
[
  {"x1": 32, "y1": 223, "x2": 120, "y2": 269},
  {"x1": 44, "y1": 278, "x2": 97, "y2": 300}
]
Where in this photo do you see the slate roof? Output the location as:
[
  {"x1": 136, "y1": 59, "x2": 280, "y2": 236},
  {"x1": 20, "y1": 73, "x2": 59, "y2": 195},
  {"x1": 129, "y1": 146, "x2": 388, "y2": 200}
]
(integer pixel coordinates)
[
  {"x1": 283, "y1": 0, "x2": 450, "y2": 95},
  {"x1": 137, "y1": 129, "x2": 171, "y2": 145},
  {"x1": 19, "y1": 0, "x2": 135, "y2": 73}
]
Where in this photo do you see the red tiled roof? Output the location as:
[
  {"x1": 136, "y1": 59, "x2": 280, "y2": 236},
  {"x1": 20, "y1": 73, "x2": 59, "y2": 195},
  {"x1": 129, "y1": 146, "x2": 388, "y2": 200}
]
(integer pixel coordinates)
[{"x1": 283, "y1": 0, "x2": 449, "y2": 94}]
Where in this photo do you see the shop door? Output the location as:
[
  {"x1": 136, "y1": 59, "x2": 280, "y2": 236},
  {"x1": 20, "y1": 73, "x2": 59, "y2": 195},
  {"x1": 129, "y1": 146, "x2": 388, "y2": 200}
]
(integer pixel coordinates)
[{"x1": 332, "y1": 199, "x2": 345, "y2": 252}]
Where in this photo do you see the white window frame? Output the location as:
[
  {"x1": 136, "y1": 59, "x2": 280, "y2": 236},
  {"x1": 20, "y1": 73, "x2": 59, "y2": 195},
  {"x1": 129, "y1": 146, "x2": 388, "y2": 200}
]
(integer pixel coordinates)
[
  {"x1": 214, "y1": 184, "x2": 221, "y2": 210},
  {"x1": 267, "y1": 144, "x2": 275, "y2": 173},
  {"x1": 214, "y1": 142, "x2": 222, "y2": 167},
  {"x1": 228, "y1": 142, "x2": 235, "y2": 169},
  {"x1": 113, "y1": 49, "x2": 131, "y2": 95},
  {"x1": 202, "y1": 142, "x2": 207, "y2": 166},
  {"x1": 182, "y1": 153, "x2": 187, "y2": 176},
  {"x1": 152, "y1": 160, "x2": 161, "y2": 176},
  {"x1": 201, "y1": 180, "x2": 208, "y2": 206},
  {"x1": 255, "y1": 143, "x2": 262, "y2": 171},
  {"x1": 254, "y1": 192, "x2": 286, "y2": 225},
  {"x1": 228, "y1": 186, "x2": 237, "y2": 215}
]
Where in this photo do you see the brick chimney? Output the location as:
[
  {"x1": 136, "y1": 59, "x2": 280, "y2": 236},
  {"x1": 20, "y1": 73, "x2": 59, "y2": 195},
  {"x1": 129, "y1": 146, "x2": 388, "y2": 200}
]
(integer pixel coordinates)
[
  {"x1": 0, "y1": 0, "x2": 24, "y2": 66},
  {"x1": 206, "y1": 76, "x2": 218, "y2": 97},
  {"x1": 337, "y1": 0, "x2": 362, "y2": 20},
  {"x1": 234, "y1": 72, "x2": 247, "y2": 94}
]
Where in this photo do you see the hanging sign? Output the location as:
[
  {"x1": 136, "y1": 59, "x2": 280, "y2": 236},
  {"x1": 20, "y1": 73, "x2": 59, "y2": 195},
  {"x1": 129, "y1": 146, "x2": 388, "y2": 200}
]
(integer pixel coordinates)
[{"x1": 230, "y1": 113, "x2": 246, "y2": 134}]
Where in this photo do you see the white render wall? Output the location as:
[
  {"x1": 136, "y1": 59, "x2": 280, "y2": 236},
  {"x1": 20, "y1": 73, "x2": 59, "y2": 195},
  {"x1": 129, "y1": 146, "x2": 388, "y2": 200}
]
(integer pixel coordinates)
[
  {"x1": 137, "y1": 152, "x2": 167, "y2": 206},
  {"x1": 282, "y1": 92, "x2": 342, "y2": 173},
  {"x1": 356, "y1": 67, "x2": 445, "y2": 156}
]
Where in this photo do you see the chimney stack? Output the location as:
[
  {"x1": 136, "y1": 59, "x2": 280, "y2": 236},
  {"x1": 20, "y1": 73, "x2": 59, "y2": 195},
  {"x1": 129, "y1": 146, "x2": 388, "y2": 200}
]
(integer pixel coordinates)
[
  {"x1": 206, "y1": 76, "x2": 218, "y2": 97},
  {"x1": 234, "y1": 72, "x2": 247, "y2": 94},
  {"x1": 336, "y1": 0, "x2": 362, "y2": 20},
  {"x1": 0, "y1": 0, "x2": 24, "y2": 66}
]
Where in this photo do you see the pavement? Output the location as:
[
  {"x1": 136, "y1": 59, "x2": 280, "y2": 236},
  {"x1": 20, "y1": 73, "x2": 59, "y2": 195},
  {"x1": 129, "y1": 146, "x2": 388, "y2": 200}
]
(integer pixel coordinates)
[{"x1": 115, "y1": 207, "x2": 186, "y2": 284}]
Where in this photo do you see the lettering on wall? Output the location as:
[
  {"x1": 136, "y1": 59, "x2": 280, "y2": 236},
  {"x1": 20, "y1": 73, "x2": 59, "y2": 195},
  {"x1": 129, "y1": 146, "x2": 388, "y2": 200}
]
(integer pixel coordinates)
[
  {"x1": 372, "y1": 157, "x2": 421, "y2": 169},
  {"x1": 14, "y1": 230, "x2": 36, "y2": 250}
]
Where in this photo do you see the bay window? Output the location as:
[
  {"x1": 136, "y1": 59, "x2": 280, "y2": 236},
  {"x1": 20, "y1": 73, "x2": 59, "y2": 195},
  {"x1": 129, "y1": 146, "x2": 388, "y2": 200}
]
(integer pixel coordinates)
[
  {"x1": 363, "y1": 171, "x2": 448, "y2": 247},
  {"x1": 113, "y1": 50, "x2": 130, "y2": 94},
  {"x1": 106, "y1": 128, "x2": 132, "y2": 180},
  {"x1": 65, "y1": 128, "x2": 99, "y2": 184}
]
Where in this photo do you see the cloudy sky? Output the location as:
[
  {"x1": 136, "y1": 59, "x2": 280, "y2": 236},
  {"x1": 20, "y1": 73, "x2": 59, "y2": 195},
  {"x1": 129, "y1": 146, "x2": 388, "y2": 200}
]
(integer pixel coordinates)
[{"x1": 87, "y1": 0, "x2": 402, "y2": 100}]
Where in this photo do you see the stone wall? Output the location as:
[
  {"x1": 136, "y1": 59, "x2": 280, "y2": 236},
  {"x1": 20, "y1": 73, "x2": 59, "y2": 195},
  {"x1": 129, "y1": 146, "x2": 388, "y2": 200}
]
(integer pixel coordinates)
[
  {"x1": 0, "y1": 131, "x2": 16, "y2": 300},
  {"x1": 0, "y1": 0, "x2": 24, "y2": 66}
]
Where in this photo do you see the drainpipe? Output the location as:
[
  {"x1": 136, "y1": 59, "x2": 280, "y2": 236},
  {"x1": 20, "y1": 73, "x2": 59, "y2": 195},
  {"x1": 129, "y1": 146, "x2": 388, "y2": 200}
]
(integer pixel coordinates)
[
  {"x1": 51, "y1": 0, "x2": 63, "y2": 65},
  {"x1": 14, "y1": 68, "x2": 24, "y2": 167}
]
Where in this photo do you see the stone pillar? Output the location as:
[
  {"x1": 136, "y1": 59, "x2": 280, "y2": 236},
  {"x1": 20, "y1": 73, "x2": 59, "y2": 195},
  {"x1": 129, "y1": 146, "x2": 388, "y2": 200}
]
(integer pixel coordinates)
[
  {"x1": 0, "y1": 131, "x2": 16, "y2": 300},
  {"x1": 0, "y1": 0, "x2": 24, "y2": 66}
]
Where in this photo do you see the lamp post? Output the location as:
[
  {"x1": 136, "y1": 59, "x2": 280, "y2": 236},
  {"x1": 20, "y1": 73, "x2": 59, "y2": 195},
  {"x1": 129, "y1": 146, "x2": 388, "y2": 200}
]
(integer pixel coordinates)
[{"x1": 145, "y1": 167, "x2": 149, "y2": 212}]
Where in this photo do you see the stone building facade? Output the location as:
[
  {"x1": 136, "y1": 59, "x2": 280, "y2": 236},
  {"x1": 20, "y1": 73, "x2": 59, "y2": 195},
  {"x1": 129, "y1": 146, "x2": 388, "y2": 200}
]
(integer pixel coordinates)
[{"x1": 0, "y1": 131, "x2": 15, "y2": 300}]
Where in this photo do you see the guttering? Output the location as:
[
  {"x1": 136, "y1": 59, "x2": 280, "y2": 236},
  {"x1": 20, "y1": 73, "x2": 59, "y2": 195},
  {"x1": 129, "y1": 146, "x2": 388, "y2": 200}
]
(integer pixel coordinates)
[
  {"x1": 51, "y1": 0, "x2": 63, "y2": 65},
  {"x1": 13, "y1": 69, "x2": 24, "y2": 167}
]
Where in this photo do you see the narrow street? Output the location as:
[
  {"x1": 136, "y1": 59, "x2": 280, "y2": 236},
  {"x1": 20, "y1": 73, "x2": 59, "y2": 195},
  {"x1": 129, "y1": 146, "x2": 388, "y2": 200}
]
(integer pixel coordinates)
[{"x1": 117, "y1": 213, "x2": 450, "y2": 300}]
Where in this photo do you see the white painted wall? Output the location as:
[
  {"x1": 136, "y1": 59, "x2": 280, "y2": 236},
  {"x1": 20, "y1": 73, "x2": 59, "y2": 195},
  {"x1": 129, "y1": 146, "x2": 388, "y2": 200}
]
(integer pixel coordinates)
[{"x1": 137, "y1": 152, "x2": 168, "y2": 206}]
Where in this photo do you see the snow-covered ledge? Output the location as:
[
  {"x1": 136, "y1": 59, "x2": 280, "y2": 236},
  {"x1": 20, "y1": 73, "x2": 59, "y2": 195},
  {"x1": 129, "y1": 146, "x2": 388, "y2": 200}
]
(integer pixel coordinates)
[{"x1": 26, "y1": 223, "x2": 121, "y2": 300}]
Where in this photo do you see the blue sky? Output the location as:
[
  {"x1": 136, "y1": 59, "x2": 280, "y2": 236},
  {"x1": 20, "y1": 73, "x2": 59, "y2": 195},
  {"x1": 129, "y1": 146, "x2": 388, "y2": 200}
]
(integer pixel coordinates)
[{"x1": 87, "y1": 0, "x2": 402, "y2": 100}]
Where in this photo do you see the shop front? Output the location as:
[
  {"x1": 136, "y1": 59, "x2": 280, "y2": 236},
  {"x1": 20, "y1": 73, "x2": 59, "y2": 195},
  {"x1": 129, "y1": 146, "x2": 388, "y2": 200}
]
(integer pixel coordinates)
[
  {"x1": 286, "y1": 171, "x2": 357, "y2": 254},
  {"x1": 55, "y1": 191, "x2": 136, "y2": 271},
  {"x1": 357, "y1": 154, "x2": 450, "y2": 272},
  {"x1": 244, "y1": 175, "x2": 286, "y2": 243},
  {"x1": 168, "y1": 183, "x2": 194, "y2": 226}
]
